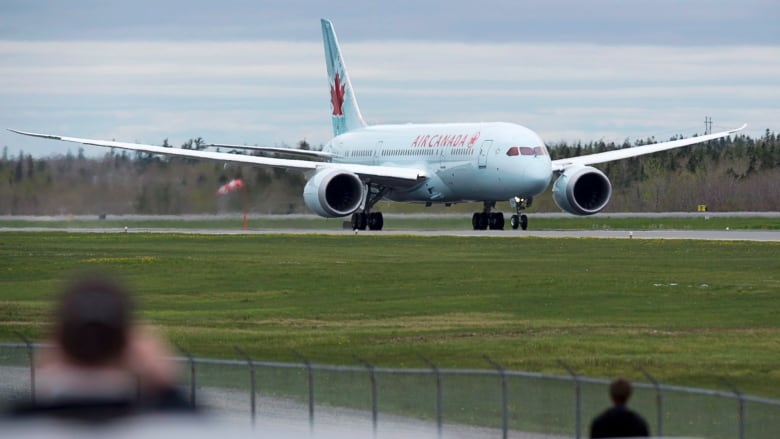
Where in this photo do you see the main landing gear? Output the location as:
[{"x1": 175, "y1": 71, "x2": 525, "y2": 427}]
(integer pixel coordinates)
[
  {"x1": 351, "y1": 184, "x2": 387, "y2": 231},
  {"x1": 351, "y1": 211, "x2": 383, "y2": 230},
  {"x1": 471, "y1": 201, "x2": 504, "y2": 230}
]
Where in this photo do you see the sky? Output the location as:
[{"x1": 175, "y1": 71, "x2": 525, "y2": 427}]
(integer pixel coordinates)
[{"x1": 1, "y1": 0, "x2": 779, "y2": 157}]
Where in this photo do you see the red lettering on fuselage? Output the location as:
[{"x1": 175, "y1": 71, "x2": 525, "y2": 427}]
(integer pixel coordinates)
[{"x1": 410, "y1": 132, "x2": 480, "y2": 148}]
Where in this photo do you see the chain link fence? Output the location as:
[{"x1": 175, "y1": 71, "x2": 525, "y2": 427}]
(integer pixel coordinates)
[{"x1": 2, "y1": 342, "x2": 779, "y2": 438}]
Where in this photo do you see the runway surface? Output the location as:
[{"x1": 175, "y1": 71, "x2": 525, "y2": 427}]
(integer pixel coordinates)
[
  {"x1": 3, "y1": 226, "x2": 779, "y2": 241},
  {"x1": 2, "y1": 212, "x2": 779, "y2": 241}
]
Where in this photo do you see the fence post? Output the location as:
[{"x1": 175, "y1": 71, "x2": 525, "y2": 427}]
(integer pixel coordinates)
[
  {"x1": 235, "y1": 347, "x2": 256, "y2": 427},
  {"x1": 721, "y1": 378, "x2": 745, "y2": 439},
  {"x1": 176, "y1": 343, "x2": 196, "y2": 407},
  {"x1": 638, "y1": 367, "x2": 663, "y2": 437},
  {"x1": 14, "y1": 332, "x2": 35, "y2": 404},
  {"x1": 354, "y1": 355, "x2": 378, "y2": 437},
  {"x1": 559, "y1": 361, "x2": 581, "y2": 439},
  {"x1": 418, "y1": 354, "x2": 443, "y2": 439},
  {"x1": 293, "y1": 350, "x2": 315, "y2": 434},
  {"x1": 483, "y1": 355, "x2": 508, "y2": 439}
]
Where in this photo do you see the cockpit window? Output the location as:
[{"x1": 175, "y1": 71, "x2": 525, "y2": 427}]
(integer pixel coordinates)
[{"x1": 508, "y1": 146, "x2": 548, "y2": 157}]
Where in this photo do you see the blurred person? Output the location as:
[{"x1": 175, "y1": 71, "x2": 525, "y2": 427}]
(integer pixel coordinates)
[
  {"x1": 11, "y1": 271, "x2": 193, "y2": 421},
  {"x1": 590, "y1": 377, "x2": 649, "y2": 438}
]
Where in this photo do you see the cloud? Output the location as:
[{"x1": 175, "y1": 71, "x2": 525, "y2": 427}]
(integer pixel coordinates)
[
  {"x1": 1, "y1": 38, "x2": 777, "y2": 157},
  {"x1": 2, "y1": 0, "x2": 778, "y2": 45},
  {"x1": 2, "y1": 40, "x2": 777, "y2": 91}
]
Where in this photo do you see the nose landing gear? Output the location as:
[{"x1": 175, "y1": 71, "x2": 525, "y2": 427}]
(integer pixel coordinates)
[
  {"x1": 509, "y1": 214, "x2": 528, "y2": 230},
  {"x1": 509, "y1": 196, "x2": 532, "y2": 230}
]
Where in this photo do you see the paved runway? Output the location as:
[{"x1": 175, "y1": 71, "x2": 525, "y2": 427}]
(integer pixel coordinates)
[
  {"x1": 3, "y1": 212, "x2": 779, "y2": 241},
  {"x1": 3, "y1": 226, "x2": 779, "y2": 241}
]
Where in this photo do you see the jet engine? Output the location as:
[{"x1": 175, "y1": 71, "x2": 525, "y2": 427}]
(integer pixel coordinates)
[
  {"x1": 552, "y1": 165, "x2": 612, "y2": 216},
  {"x1": 303, "y1": 168, "x2": 365, "y2": 217}
]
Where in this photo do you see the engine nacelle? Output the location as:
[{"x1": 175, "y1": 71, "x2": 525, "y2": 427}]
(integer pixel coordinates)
[
  {"x1": 303, "y1": 169, "x2": 365, "y2": 218},
  {"x1": 552, "y1": 165, "x2": 612, "y2": 216}
]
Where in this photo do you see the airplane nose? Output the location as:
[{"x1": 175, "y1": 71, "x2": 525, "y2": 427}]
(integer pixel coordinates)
[{"x1": 525, "y1": 158, "x2": 552, "y2": 194}]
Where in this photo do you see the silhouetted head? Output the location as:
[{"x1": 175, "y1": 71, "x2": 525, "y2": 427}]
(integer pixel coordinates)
[
  {"x1": 55, "y1": 272, "x2": 134, "y2": 366},
  {"x1": 609, "y1": 378, "x2": 633, "y2": 406}
]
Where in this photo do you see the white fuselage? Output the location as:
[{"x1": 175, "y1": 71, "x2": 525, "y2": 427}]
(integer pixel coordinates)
[{"x1": 324, "y1": 121, "x2": 552, "y2": 203}]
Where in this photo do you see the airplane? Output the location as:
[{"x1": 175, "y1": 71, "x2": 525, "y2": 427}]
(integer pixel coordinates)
[{"x1": 10, "y1": 19, "x2": 745, "y2": 231}]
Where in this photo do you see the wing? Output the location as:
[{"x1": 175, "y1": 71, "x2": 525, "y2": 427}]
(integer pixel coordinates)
[
  {"x1": 551, "y1": 124, "x2": 746, "y2": 172},
  {"x1": 8, "y1": 130, "x2": 426, "y2": 186},
  {"x1": 206, "y1": 143, "x2": 337, "y2": 160}
]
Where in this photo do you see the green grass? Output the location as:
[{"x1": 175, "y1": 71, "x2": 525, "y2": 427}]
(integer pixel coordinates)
[{"x1": 1, "y1": 231, "x2": 779, "y2": 404}]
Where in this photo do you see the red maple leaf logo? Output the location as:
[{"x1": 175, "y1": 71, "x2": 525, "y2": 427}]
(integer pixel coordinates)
[
  {"x1": 330, "y1": 72, "x2": 346, "y2": 116},
  {"x1": 468, "y1": 132, "x2": 480, "y2": 146}
]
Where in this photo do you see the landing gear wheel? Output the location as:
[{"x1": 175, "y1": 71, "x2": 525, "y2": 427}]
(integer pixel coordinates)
[
  {"x1": 472, "y1": 212, "x2": 488, "y2": 230},
  {"x1": 478, "y1": 213, "x2": 488, "y2": 230},
  {"x1": 489, "y1": 212, "x2": 504, "y2": 230},
  {"x1": 368, "y1": 212, "x2": 384, "y2": 230},
  {"x1": 351, "y1": 212, "x2": 367, "y2": 230},
  {"x1": 510, "y1": 195, "x2": 531, "y2": 231}
]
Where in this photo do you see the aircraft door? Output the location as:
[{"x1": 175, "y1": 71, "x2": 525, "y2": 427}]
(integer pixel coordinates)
[
  {"x1": 478, "y1": 140, "x2": 493, "y2": 168},
  {"x1": 374, "y1": 141, "x2": 383, "y2": 165}
]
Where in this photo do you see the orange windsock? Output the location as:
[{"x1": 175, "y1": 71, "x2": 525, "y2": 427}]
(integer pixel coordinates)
[{"x1": 216, "y1": 179, "x2": 244, "y2": 195}]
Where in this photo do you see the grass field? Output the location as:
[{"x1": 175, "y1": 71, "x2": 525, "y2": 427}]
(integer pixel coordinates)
[{"x1": 1, "y1": 231, "x2": 779, "y2": 401}]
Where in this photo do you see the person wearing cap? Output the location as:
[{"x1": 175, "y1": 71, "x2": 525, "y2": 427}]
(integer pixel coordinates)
[{"x1": 590, "y1": 378, "x2": 650, "y2": 438}]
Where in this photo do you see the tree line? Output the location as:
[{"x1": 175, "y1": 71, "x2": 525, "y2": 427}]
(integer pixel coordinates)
[{"x1": 1, "y1": 131, "x2": 778, "y2": 216}]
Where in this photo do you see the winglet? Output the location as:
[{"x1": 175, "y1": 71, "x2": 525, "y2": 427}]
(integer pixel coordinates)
[
  {"x1": 731, "y1": 123, "x2": 748, "y2": 133},
  {"x1": 7, "y1": 129, "x2": 63, "y2": 140}
]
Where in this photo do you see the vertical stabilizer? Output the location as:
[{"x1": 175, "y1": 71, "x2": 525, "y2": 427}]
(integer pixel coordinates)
[{"x1": 322, "y1": 19, "x2": 366, "y2": 136}]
